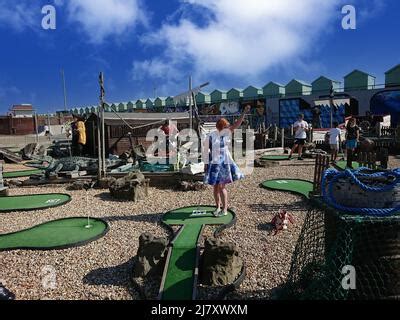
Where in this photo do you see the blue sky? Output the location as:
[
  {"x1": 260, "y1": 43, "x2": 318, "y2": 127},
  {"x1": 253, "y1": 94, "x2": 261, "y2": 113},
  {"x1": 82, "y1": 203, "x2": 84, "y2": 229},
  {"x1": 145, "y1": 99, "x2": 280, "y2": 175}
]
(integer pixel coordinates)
[{"x1": 0, "y1": 0, "x2": 399, "y2": 114}]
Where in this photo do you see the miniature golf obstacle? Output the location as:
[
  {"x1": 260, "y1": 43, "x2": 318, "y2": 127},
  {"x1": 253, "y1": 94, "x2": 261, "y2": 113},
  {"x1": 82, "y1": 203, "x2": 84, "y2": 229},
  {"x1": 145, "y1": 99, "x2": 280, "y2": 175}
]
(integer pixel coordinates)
[
  {"x1": 159, "y1": 206, "x2": 239, "y2": 300},
  {"x1": 284, "y1": 196, "x2": 400, "y2": 300},
  {"x1": 0, "y1": 217, "x2": 109, "y2": 251},
  {"x1": 284, "y1": 168, "x2": 400, "y2": 300},
  {"x1": 322, "y1": 168, "x2": 400, "y2": 216},
  {"x1": 261, "y1": 179, "x2": 314, "y2": 199},
  {"x1": 0, "y1": 193, "x2": 71, "y2": 212}
]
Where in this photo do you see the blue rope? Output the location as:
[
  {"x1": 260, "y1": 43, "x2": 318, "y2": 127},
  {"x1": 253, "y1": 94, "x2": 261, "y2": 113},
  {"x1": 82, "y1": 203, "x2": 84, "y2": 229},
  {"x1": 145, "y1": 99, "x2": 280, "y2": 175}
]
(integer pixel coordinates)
[{"x1": 322, "y1": 168, "x2": 400, "y2": 217}]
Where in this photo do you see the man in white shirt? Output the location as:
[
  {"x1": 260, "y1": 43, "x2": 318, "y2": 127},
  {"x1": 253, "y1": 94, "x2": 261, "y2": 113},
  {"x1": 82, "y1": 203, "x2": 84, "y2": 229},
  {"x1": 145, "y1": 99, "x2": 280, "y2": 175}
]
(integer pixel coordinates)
[
  {"x1": 329, "y1": 121, "x2": 342, "y2": 163},
  {"x1": 289, "y1": 114, "x2": 309, "y2": 160}
]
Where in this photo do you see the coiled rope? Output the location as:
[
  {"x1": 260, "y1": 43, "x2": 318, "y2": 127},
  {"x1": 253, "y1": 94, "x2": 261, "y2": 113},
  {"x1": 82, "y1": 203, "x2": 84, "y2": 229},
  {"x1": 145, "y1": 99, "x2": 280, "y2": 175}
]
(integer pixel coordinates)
[{"x1": 321, "y1": 167, "x2": 400, "y2": 216}]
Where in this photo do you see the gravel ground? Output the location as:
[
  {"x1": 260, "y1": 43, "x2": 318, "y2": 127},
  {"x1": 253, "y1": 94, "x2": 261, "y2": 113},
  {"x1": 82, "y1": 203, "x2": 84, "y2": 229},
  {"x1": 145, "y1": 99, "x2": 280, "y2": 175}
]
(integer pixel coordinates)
[{"x1": 1, "y1": 157, "x2": 399, "y2": 300}]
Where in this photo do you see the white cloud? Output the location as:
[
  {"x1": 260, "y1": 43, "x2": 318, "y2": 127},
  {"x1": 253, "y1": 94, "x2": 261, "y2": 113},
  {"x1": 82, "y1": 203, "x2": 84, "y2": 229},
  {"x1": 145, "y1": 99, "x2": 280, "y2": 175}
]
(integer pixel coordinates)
[
  {"x1": 67, "y1": 0, "x2": 147, "y2": 44},
  {"x1": 0, "y1": 0, "x2": 37, "y2": 31},
  {"x1": 135, "y1": 0, "x2": 345, "y2": 81},
  {"x1": 132, "y1": 59, "x2": 182, "y2": 81}
]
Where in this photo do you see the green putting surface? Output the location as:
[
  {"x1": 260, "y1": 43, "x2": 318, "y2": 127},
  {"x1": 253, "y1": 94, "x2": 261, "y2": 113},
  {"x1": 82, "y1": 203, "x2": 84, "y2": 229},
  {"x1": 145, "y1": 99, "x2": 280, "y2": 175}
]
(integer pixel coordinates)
[
  {"x1": 0, "y1": 194, "x2": 71, "y2": 212},
  {"x1": 261, "y1": 179, "x2": 313, "y2": 199},
  {"x1": 161, "y1": 206, "x2": 234, "y2": 300},
  {"x1": 0, "y1": 217, "x2": 108, "y2": 251},
  {"x1": 261, "y1": 155, "x2": 290, "y2": 161},
  {"x1": 334, "y1": 161, "x2": 360, "y2": 170},
  {"x1": 3, "y1": 169, "x2": 43, "y2": 178}
]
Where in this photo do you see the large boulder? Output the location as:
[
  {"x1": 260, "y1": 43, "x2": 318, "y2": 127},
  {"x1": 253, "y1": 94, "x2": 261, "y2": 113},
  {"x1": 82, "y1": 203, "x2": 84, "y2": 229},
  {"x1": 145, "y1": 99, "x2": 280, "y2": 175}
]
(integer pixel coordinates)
[
  {"x1": 200, "y1": 238, "x2": 243, "y2": 286},
  {"x1": 133, "y1": 233, "x2": 169, "y2": 278},
  {"x1": 109, "y1": 172, "x2": 148, "y2": 201}
]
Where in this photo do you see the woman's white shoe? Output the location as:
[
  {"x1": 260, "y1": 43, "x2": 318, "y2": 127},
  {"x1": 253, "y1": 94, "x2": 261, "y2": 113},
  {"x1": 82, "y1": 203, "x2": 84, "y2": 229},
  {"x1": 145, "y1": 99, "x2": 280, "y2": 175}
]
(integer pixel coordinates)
[{"x1": 213, "y1": 208, "x2": 221, "y2": 217}]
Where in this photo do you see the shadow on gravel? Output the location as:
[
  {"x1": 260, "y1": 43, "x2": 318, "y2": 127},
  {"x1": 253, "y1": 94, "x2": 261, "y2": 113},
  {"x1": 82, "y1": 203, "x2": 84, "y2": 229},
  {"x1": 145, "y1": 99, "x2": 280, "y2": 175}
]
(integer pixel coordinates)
[
  {"x1": 83, "y1": 258, "x2": 138, "y2": 299},
  {"x1": 101, "y1": 213, "x2": 163, "y2": 224},
  {"x1": 224, "y1": 284, "x2": 289, "y2": 301},
  {"x1": 249, "y1": 200, "x2": 309, "y2": 214}
]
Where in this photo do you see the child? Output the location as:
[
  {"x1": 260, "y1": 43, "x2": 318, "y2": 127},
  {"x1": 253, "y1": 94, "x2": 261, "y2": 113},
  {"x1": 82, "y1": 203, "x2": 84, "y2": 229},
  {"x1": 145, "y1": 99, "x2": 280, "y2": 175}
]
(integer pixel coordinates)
[
  {"x1": 329, "y1": 122, "x2": 342, "y2": 163},
  {"x1": 289, "y1": 114, "x2": 309, "y2": 160}
]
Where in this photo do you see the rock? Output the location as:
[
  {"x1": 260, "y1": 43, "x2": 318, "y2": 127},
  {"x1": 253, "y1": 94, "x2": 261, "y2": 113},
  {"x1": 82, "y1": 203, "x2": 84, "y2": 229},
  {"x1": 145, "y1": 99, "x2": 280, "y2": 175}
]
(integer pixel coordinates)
[
  {"x1": 109, "y1": 172, "x2": 148, "y2": 202},
  {"x1": 200, "y1": 237, "x2": 243, "y2": 286},
  {"x1": 254, "y1": 159, "x2": 278, "y2": 168},
  {"x1": 97, "y1": 177, "x2": 116, "y2": 189},
  {"x1": 67, "y1": 180, "x2": 92, "y2": 191},
  {"x1": 0, "y1": 283, "x2": 15, "y2": 300},
  {"x1": 133, "y1": 233, "x2": 169, "y2": 278},
  {"x1": 177, "y1": 181, "x2": 206, "y2": 192},
  {"x1": 21, "y1": 143, "x2": 38, "y2": 160}
]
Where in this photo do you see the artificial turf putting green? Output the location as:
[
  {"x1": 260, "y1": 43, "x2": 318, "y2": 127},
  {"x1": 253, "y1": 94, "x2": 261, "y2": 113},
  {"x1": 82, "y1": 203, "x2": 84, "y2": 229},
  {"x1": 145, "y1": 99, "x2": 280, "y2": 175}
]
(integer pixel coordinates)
[
  {"x1": 3, "y1": 169, "x2": 43, "y2": 178},
  {"x1": 0, "y1": 194, "x2": 71, "y2": 212},
  {"x1": 0, "y1": 217, "x2": 108, "y2": 251},
  {"x1": 261, "y1": 155, "x2": 290, "y2": 161},
  {"x1": 261, "y1": 179, "x2": 313, "y2": 199},
  {"x1": 334, "y1": 161, "x2": 360, "y2": 170},
  {"x1": 161, "y1": 206, "x2": 234, "y2": 300}
]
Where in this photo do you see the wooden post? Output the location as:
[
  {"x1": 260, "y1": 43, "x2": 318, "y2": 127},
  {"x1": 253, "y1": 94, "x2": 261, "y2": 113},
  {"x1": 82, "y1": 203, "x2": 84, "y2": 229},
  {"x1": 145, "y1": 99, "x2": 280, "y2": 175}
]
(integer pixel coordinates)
[
  {"x1": 313, "y1": 154, "x2": 330, "y2": 194},
  {"x1": 100, "y1": 73, "x2": 107, "y2": 178},
  {"x1": 281, "y1": 128, "x2": 285, "y2": 149},
  {"x1": 0, "y1": 160, "x2": 8, "y2": 196}
]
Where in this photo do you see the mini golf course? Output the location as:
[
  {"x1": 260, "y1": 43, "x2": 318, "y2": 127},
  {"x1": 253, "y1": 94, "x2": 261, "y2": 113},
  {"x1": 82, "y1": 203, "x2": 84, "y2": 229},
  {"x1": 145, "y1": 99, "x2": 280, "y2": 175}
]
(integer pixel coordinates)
[
  {"x1": 160, "y1": 206, "x2": 235, "y2": 300},
  {"x1": 261, "y1": 179, "x2": 313, "y2": 199},
  {"x1": 334, "y1": 161, "x2": 360, "y2": 170},
  {"x1": 0, "y1": 194, "x2": 71, "y2": 212},
  {"x1": 0, "y1": 217, "x2": 109, "y2": 251},
  {"x1": 3, "y1": 169, "x2": 43, "y2": 178},
  {"x1": 261, "y1": 155, "x2": 290, "y2": 161}
]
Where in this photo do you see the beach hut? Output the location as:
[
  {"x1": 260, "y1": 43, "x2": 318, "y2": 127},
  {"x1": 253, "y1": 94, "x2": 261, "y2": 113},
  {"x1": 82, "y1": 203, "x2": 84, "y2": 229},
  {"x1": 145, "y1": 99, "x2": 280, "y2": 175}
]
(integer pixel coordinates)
[
  {"x1": 227, "y1": 88, "x2": 243, "y2": 101},
  {"x1": 344, "y1": 70, "x2": 376, "y2": 91},
  {"x1": 210, "y1": 90, "x2": 227, "y2": 104},
  {"x1": 263, "y1": 82, "x2": 285, "y2": 97},
  {"x1": 285, "y1": 79, "x2": 312, "y2": 96},
  {"x1": 312, "y1": 76, "x2": 341, "y2": 95},
  {"x1": 385, "y1": 64, "x2": 400, "y2": 88}
]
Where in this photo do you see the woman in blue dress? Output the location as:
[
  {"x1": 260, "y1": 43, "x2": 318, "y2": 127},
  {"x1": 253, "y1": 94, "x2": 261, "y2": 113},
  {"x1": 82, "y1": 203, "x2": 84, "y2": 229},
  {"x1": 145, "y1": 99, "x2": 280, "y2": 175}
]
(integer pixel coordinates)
[{"x1": 204, "y1": 105, "x2": 251, "y2": 217}]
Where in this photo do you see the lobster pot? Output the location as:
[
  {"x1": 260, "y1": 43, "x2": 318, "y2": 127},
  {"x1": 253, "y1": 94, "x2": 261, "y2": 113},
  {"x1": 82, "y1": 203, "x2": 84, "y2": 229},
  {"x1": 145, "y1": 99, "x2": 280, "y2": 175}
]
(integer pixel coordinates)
[
  {"x1": 324, "y1": 209, "x2": 400, "y2": 300},
  {"x1": 324, "y1": 173, "x2": 400, "y2": 209}
]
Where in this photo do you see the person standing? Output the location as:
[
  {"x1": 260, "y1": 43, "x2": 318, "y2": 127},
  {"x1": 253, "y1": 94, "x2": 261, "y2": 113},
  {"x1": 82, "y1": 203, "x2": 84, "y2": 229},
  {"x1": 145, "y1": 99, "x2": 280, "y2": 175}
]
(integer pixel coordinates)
[
  {"x1": 203, "y1": 105, "x2": 251, "y2": 217},
  {"x1": 72, "y1": 115, "x2": 86, "y2": 156},
  {"x1": 289, "y1": 114, "x2": 309, "y2": 160},
  {"x1": 345, "y1": 117, "x2": 360, "y2": 169},
  {"x1": 44, "y1": 124, "x2": 51, "y2": 140},
  {"x1": 329, "y1": 122, "x2": 342, "y2": 163}
]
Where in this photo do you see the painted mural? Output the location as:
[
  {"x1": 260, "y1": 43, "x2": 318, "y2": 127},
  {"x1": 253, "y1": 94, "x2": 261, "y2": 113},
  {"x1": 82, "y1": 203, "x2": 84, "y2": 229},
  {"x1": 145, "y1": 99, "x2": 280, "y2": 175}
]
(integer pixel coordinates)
[
  {"x1": 370, "y1": 90, "x2": 400, "y2": 126},
  {"x1": 279, "y1": 98, "x2": 348, "y2": 129}
]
